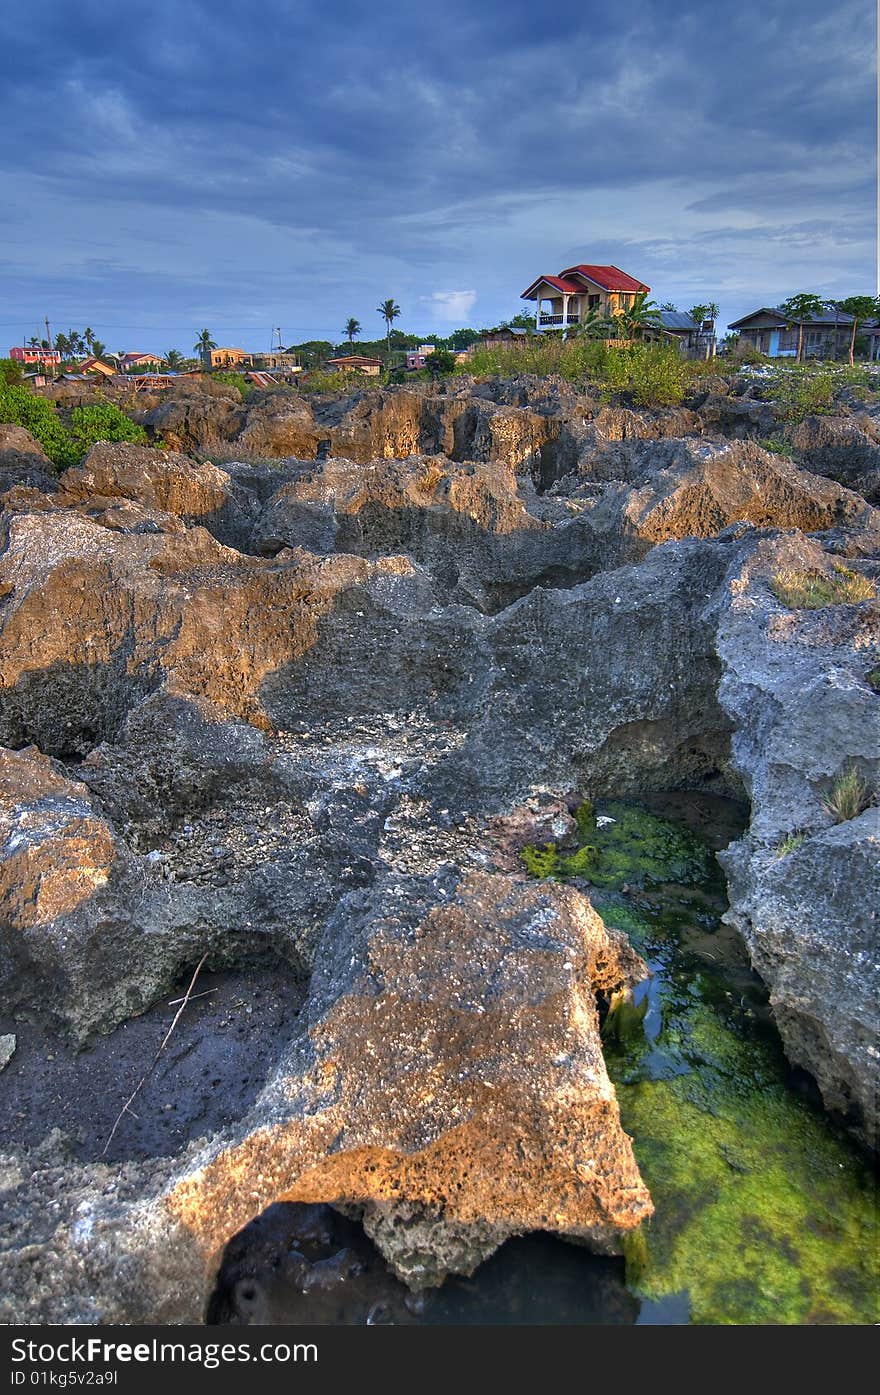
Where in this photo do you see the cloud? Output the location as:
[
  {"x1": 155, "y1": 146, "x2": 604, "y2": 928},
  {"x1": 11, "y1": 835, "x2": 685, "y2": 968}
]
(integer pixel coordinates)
[
  {"x1": 425, "y1": 291, "x2": 477, "y2": 321},
  {"x1": 0, "y1": 0, "x2": 873, "y2": 347}
]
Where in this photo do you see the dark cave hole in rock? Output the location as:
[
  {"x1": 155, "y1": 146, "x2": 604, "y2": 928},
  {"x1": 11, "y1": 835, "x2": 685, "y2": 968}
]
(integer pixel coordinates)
[{"x1": 206, "y1": 1202, "x2": 642, "y2": 1326}]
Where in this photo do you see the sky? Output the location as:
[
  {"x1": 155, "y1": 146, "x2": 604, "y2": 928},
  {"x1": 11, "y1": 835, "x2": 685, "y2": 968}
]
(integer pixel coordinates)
[{"x1": 0, "y1": 0, "x2": 876, "y2": 354}]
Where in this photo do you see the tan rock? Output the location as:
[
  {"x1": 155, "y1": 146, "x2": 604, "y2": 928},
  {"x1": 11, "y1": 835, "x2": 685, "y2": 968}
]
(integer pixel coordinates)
[
  {"x1": 167, "y1": 870, "x2": 652, "y2": 1291},
  {"x1": 0, "y1": 746, "x2": 118, "y2": 929}
]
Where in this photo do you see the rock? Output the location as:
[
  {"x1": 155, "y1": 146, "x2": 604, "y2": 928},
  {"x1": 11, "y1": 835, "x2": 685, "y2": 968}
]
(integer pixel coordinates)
[
  {"x1": 0, "y1": 424, "x2": 56, "y2": 493},
  {"x1": 140, "y1": 383, "x2": 245, "y2": 454},
  {"x1": 791, "y1": 415, "x2": 880, "y2": 502},
  {"x1": 0, "y1": 869, "x2": 651, "y2": 1321},
  {"x1": 0, "y1": 1034, "x2": 15, "y2": 1071},
  {"x1": 56, "y1": 442, "x2": 255, "y2": 548},
  {"x1": 716, "y1": 532, "x2": 880, "y2": 1148},
  {"x1": 612, "y1": 439, "x2": 878, "y2": 553}
]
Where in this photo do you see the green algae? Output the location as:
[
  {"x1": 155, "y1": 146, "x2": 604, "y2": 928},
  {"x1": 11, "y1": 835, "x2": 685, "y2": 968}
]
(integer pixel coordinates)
[
  {"x1": 521, "y1": 801, "x2": 712, "y2": 892},
  {"x1": 523, "y1": 797, "x2": 880, "y2": 1325}
]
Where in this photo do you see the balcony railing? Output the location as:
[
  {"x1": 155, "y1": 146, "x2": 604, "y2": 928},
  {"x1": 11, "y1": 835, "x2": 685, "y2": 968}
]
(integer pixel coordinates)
[{"x1": 538, "y1": 313, "x2": 580, "y2": 327}]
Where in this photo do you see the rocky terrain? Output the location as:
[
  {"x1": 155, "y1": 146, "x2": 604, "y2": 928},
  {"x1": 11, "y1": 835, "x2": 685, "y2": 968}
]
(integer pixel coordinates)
[{"x1": 0, "y1": 373, "x2": 877, "y2": 1324}]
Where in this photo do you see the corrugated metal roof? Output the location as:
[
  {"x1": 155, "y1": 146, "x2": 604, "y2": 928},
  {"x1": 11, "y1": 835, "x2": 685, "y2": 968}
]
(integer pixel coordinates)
[
  {"x1": 728, "y1": 306, "x2": 855, "y2": 329},
  {"x1": 658, "y1": 311, "x2": 699, "y2": 331}
]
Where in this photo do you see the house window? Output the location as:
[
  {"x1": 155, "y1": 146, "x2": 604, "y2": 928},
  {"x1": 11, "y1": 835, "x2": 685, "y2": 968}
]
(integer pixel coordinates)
[{"x1": 588, "y1": 295, "x2": 600, "y2": 309}]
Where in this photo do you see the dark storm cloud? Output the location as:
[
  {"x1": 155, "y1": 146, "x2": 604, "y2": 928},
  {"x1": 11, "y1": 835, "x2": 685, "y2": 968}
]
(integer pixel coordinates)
[{"x1": 0, "y1": 0, "x2": 874, "y2": 345}]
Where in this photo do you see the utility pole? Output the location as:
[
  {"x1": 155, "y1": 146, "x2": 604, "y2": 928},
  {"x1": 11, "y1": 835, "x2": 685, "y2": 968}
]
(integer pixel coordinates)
[{"x1": 44, "y1": 316, "x2": 54, "y2": 352}]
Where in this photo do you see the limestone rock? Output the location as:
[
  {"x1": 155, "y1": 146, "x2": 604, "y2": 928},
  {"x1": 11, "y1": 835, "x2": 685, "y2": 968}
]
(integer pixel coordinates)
[
  {"x1": 0, "y1": 870, "x2": 651, "y2": 1321},
  {"x1": 716, "y1": 532, "x2": 880, "y2": 1148}
]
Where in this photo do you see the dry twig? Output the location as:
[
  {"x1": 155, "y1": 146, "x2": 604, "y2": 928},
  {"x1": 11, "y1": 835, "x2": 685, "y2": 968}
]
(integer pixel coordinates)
[{"x1": 102, "y1": 954, "x2": 208, "y2": 1155}]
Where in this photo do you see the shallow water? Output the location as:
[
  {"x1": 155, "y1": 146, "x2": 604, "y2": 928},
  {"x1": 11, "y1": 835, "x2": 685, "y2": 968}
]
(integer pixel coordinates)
[{"x1": 211, "y1": 795, "x2": 879, "y2": 1326}]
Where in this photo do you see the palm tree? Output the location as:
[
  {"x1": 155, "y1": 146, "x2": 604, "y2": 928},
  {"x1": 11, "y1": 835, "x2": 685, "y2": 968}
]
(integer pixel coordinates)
[
  {"x1": 617, "y1": 292, "x2": 664, "y2": 340},
  {"x1": 90, "y1": 339, "x2": 107, "y2": 360},
  {"x1": 575, "y1": 305, "x2": 616, "y2": 340},
  {"x1": 54, "y1": 332, "x2": 71, "y2": 358},
  {"x1": 83, "y1": 327, "x2": 95, "y2": 351},
  {"x1": 344, "y1": 318, "x2": 362, "y2": 344},
  {"x1": 193, "y1": 329, "x2": 217, "y2": 360},
  {"x1": 165, "y1": 349, "x2": 185, "y2": 371},
  {"x1": 779, "y1": 293, "x2": 825, "y2": 363},
  {"x1": 376, "y1": 299, "x2": 401, "y2": 359}
]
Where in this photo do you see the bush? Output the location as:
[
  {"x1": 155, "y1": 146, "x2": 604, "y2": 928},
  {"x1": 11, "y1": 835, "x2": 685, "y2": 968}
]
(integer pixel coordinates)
[
  {"x1": 66, "y1": 402, "x2": 148, "y2": 459},
  {"x1": 210, "y1": 372, "x2": 254, "y2": 400},
  {"x1": 598, "y1": 344, "x2": 691, "y2": 406},
  {"x1": 0, "y1": 358, "x2": 24, "y2": 386},
  {"x1": 769, "y1": 367, "x2": 836, "y2": 420},
  {"x1": 770, "y1": 564, "x2": 876, "y2": 609},
  {"x1": 0, "y1": 386, "x2": 147, "y2": 468},
  {"x1": 0, "y1": 383, "x2": 70, "y2": 465}
]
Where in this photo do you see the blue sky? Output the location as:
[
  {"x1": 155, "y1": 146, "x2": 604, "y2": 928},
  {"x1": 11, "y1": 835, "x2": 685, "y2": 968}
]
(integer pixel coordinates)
[{"x1": 1, "y1": 0, "x2": 875, "y2": 353}]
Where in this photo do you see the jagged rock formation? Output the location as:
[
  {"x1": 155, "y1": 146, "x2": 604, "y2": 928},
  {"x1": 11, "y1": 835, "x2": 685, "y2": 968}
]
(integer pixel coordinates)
[
  {"x1": 0, "y1": 377, "x2": 878, "y2": 1322},
  {"x1": 716, "y1": 533, "x2": 880, "y2": 1148}
]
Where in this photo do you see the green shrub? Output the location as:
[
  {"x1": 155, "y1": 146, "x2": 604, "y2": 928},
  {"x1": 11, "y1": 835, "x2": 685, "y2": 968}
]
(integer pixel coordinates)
[
  {"x1": 770, "y1": 564, "x2": 876, "y2": 608},
  {"x1": 67, "y1": 402, "x2": 148, "y2": 459},
  {"x1": 822, "y1": 766, "x2": 871, "y2": 823},
  {"x1": 211, "y1": 372, "x2": 254, "y2": 400},
  {"x1": 866, "y1": 664, "x2": 880, "y2": 693},
  {"x1": 769, "y1": 367, "x2": 836, "y2": 420},
  {"x1": 0, "y1": 358, "x2": 24, "y2": 386},
  {"x1": 0, "y1": 387, "x2": 148, "y2": 467},
  {"x1": 0, "y1": 383, "x2": 70, "y2": 466},
  {"x1": 599, "y1": 344, "x2": 691, "y2": 406}
]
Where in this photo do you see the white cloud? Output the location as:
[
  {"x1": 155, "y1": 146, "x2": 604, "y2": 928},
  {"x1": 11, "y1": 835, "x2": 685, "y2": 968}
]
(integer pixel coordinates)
[{"x1": 426, "y1": 289, "x2": 477, "y2": 321}]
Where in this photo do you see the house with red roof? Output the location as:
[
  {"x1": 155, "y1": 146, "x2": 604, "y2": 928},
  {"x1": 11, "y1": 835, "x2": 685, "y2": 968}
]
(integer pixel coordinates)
[{"x1": 520, "y1": 263, "x2": 649, "y2": 332}]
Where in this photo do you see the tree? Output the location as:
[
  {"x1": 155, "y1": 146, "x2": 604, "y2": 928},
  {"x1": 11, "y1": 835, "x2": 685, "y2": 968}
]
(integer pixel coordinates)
[
  {"x1": 193, "y1": 329, "x2": 217, "y2": 358},
  {"x1": 428, "y1": 348, "x2": 456, "y2": 375},
  {"x1": 376, "y1": 299, "x2": 401, "y2": 358},
  {"x1": 165, "y1": 349, "x2": 185, "y2": 370},
  {"x1": 505, "y1": 312, "x2": 536, "y2": 332},
  {"x1": 660, "y1": 302, "x2": 678, "y2": 312},
  {"x1": 779, "y1": 293, "x2": 825, "y2": 363},
  {"x1": 83, "y1": 327, "x2": 95, "y2": 351},
  {"x1": 617, "y1": 292, "x2": 664, "y2": 340},
  {"x1": 689, "y1": 304, "x2": 710, "y2": 326},
  {"x1": 835, "y1": 295, "x2": 879, "y2": 365},
  {"x1": 706, "y1": 302, "x2": 720, "y2": 325},
  {"x1": 344, "y1": 318, "x2": 362, "y2": 344},
  {"x1": 90, "y1": 339, "x2": 107, "y2": 360},
  {"x1": 54, "y1": 332, "x2": 70, "y2": 358}
]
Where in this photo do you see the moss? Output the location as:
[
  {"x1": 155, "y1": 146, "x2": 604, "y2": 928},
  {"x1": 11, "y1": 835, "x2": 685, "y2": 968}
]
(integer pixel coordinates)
[
  {"x1": 586, "y1": 803, "x2": 712, "y2": 890},
  {"x1": 617, "y1": 1061, "x2": 879, "y2": 1324},
  {"x1": 574, "y1": 800, "x2": 596, "y2": 836},
  {"x1": 560, "y1": 843, "x2": 599, "y2": 876},
  {"x1": 521, "y1": 843, "x2": 560, "y2": 879}
]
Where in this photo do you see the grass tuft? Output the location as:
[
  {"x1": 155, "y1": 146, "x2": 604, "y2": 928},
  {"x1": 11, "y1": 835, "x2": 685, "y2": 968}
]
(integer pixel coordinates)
[
  {"x1": 770, "y1": 564, "x2": 876, "y2": 609},
  {"x1": 822, "y1": 766, "x2": 871, "y2": 824}
]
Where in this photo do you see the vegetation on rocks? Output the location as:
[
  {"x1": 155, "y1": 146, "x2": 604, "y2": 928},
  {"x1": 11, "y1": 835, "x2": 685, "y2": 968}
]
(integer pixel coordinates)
[
  {"x1": 0, "y1": 386, "x2": 147, "y2": 467},
  {"x1": 822, "y1": 765, "x2": 872, "y2": 824},
  {"x1": 770, "y1": 564, "x2": 876, "y2": 609}
]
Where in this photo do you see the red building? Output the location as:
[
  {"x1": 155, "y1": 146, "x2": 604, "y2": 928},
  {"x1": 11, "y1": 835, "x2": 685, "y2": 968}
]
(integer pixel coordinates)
[{"x1": 9, "y1": 346, "x2": 62, "y2": 367}]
